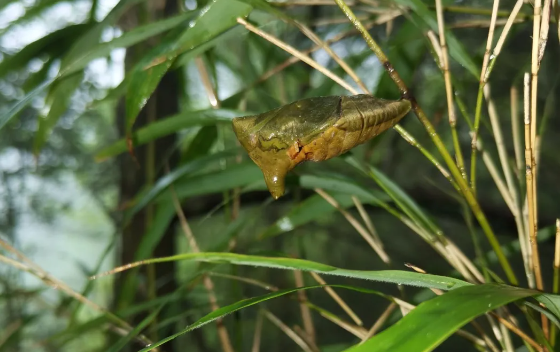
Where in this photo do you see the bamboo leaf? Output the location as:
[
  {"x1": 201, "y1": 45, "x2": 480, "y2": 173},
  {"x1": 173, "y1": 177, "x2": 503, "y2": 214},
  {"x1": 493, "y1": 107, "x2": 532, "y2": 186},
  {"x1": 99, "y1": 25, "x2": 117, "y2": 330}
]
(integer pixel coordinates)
[
  {"x1": 167, "y1": 162, "x2": 265, "y2": 200},
  {"x1": 60, "y1": 11, "x2": 196, "y2": 78},
  {"x1": 124, "y1": 0, "x2": 253, "y2": 141},
  {"x1": 261, "y1": 173, "x2": 388, "y2": 238},
  {"x1": 97, "y1": 252, "x2": 471, "y2": 290},
  {"x1": 125, "y1": 149, "x2": 241, "y2": 220},
  {"x1": 347, "y1": 157, "x2": 441, "y2": 238},
  {"x1": 346, "y1": 284, "x2": 540, "y2": 352},
  {"x1": 105, "y1": 305, "x2": 162, "y2": 352},
  {"x1": 261, "y1": 192, "x2": 358, "y2": 239},
  {"x1": 95, "y1": 109, "x2": 243, "y2": 161},
  {"x1": 33, "y1": 72, "x2": 83, "y2": 156},
  {"x1": 181, "y1": 125, "x2": 218, "y2": 162},
  {"x1": 536, "y1": 294, "x2": 560, "y2": 320},
  {"x1": 29, "y1": 0, "x2": 145, "y2": 152},
  {"x1": 0, "y1": 24, "x2": 92, "y2": 79},
  {"x1": 0, "y1": 79, "x2": 53, "y2": 131},
  {"x1": 138, "y1": 284, "x2": 387, "y2": 352}
]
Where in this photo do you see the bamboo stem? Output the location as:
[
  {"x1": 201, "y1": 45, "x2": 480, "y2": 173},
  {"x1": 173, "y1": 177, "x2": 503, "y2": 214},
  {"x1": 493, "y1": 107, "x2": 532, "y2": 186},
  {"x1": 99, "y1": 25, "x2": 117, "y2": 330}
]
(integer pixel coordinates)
[
  {"x1": 263, "y1": 310, "x2": 315, "y2": 352},
  {"x1": 511, "y1": 85, "x2": 524, "y2": 179},
  {"x1": 490, "y1": 313, "x2": 544, "y2": 352},
  {"x1": 352, "y1": 196, "x2": 382, "y2": 247},
  {"x1": 435, "y1": 0, "x2": 467, "y2": 181},
  {"x1": 294, "y1": 270, "x2": 317, "y2": 345},
  {"x1": 361, "y1": 302, "x2": 396, "y2": 342},
  {"x1": 523, "y1": 71, "x2": 547, "y2": 337},
  {"x1": 314, "y1": 188, "x2": 391, "y2": 264},
  {"x1": 310, "y1": 272, "x2": 363, "y2": 326},
  {"x1": 170, "y1": 188, "x2": 235, "y2": 352},
  {"x1": 471, "y1": 0, "x2": 500, "y2": 194},
  {"x1": 305, "y1": 302, "x2": 367, "y2": 338},
  {"x1": 333, "y1": 0, "x2": 517, "y2": 285},
  {"x1": 483, "y1": 84, "x2": 519, "y2": 209},
  {"x1": 251, "y1": 311, "x2": 264, "y2": 352}
]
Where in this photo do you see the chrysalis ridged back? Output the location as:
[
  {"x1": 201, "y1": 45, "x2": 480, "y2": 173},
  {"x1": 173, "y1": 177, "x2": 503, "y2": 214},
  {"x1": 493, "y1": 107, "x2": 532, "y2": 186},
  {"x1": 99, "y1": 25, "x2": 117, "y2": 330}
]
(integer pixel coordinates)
[{"x1": 232, "y1": 94, "x2": 411, "y2": 199}]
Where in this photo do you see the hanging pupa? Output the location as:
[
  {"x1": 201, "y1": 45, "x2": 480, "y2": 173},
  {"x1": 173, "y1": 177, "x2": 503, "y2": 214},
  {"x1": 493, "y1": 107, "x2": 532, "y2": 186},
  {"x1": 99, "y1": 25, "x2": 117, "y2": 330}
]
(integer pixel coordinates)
[{"x1": 232, "y1": 94, "x2": 411, "y2": 199}]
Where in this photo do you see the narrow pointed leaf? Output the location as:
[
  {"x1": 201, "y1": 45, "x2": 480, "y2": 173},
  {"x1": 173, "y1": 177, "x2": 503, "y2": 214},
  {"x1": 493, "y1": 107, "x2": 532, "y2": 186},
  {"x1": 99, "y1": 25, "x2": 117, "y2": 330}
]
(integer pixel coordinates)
[
  {"x1": 60, "y1": 11, "x2": 196, "y2": 78},
  {"x1": 261, "y1": 173, "x2": 388, "y2": 238},
  {"x1": 97, "y1": 252, "x2": 470, "y2": 291},
  {"x1": 138, "y1": 284, "x2": 388, "y2": 352},
  {"x1": 0, "y1": 79, "x2": 52, "y2": 131},
  {"x1": 106, "y1": 305, "x2": 163, "y2": 352},
  {"x1": 125, "y1": 149, "x2": 240, "y2": 220},
  {"x1": 347, "y1": 157, "x2": 441, "y2": 238},
  {"x1": 33, "y1": 72, "x2": 83, "y2": 155},
  {"x1": 167, "y1": 162, "x2": 264, "y2": 200},
  {"x1": 345, "y1": 284, "x2": 542, "y2": 352},
  {"x1": 0, "y1": 24, "x2": 92, "y2": 79},
  {"x1": 95, "y1": 109, "x2": 243, "y2": 161},
  {"x1": 261, "y1": 192, "x2": 358, "y2": 238},
  {"x1": 29, "y1": 0, "x2": 145, "y2": 152},
  {"x1": 124, "y1": 0, "x2": 253, "y2": 140}
]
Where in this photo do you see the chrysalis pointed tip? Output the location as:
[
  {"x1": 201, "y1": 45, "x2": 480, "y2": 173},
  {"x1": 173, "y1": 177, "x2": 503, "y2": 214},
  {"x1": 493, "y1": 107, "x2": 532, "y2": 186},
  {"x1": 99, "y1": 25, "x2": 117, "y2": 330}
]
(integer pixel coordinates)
[{"x1": 264, "y1": 172, "x2": 286, "y2": 200}]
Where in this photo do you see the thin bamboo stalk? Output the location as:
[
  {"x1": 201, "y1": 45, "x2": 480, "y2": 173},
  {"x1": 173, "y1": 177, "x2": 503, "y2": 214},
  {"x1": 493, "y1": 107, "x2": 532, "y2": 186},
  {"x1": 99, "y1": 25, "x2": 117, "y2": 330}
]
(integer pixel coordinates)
[
  {"x1": 0, "y1": 249, "x2": 155, "y2": 349},
  {"x1": 360, "y1": 302, "x2": 396, "y2": 342},
  {"x1": 263, "y1": 310, "x2": 315, "y2": 352},
  {"x1": 523, "y1": 71, "x2": 547, "y2": 336},
  {"x1": 251, "y1": 312, "x2": 264, "y2": 352},
  {"x1": 471, "y1": 0, "x2": 500, "y2": 194},
  {"x1": 170, "y1": 188, "x2": 235, "y2": 352},
  {"x1": 490, "y1": 312, "x2": 544, "y2": 352},
  {"x1": 333, "y1": 0, "x2": 517, "y2": 284},
  {"x1": 435, "y1": 0, "x2": 467, "y2": 180},
  {"x1": 294, "y1": 270, "x2": 316, "y2": 345},
  {"x1": 314, "y1": 188, "x2": 390, "y2": 263},
  {"x1": 511, "y1": 86, "x2": 524, "y2": 179},
  {"x1": 483, "y1": 84, "x2": 519, "y2": 208},
  {"x1": 310, "y1": 272, "x2": 363, "y2": 326}
]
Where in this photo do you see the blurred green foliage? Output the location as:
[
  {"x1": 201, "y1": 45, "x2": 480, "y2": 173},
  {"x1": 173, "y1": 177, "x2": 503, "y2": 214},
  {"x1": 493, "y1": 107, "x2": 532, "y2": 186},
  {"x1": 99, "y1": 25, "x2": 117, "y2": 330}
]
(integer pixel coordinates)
[{"x1": 1, "y1": 0, "x2": 560, "y2": 351}]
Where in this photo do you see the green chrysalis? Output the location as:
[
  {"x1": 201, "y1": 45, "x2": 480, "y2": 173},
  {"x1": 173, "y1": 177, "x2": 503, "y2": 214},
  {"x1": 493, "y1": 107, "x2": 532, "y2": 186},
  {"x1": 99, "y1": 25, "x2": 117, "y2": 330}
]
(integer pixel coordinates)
[{"x1": 232, "y1": 94, "x2": 411, "y2": 199}]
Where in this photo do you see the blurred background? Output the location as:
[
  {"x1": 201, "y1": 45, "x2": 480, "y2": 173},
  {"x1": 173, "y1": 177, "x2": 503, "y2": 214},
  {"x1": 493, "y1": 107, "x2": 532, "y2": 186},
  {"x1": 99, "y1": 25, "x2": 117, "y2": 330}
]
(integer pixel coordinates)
[{"x1": 0, "y1": 0, "x2": 559, "y2": 351}]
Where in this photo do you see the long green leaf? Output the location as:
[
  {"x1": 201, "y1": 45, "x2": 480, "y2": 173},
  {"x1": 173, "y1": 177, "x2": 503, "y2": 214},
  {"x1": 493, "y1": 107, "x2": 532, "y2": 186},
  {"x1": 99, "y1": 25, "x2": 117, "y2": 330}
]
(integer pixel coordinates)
[
  {"x1": 106, "y1": 305, "x2": 163, "y2": 352},
  {"x1": 95, "y1": 109, "x2": 243, "y2": 161},
  {"x1": 31, "y1": 0, "x2": 144, "y2": 152},
  {"x1": 97, "y1": 252, "x2": 470, "y2": 290},
  {"x1": 60, "y1": 11, "x2": 196, "y2": 78},
  {"x1": 347, "y1": 157, "x2": 441, "y2": 239},
  {"x1": 137, "y1": 284, "x2": 388, "y2": 352},
  {"x1": 300, "y1": 173, "x2": 383, "y2": 204},
  {"x1": 125, "y1": 149, "x2": 241, "y2": 221},
  {"x1": 0, "y1": 79, "x2": 53, "y2": 131},
  {"x1": 0, "y1": 0, "x2": 73, "y2": 35},
  {"x1": 164, "y1": 162, "x2": 265, "y2": 200},
  {"x1": 345, "y1": 284, "x2": 540, "y2": 352},
  {"x1": 124, "y1": 0, "x2": 252, "y2": 139},
  {"x1": 261, "y1": 172, "x2": 391, "y2": 238},
  {"x1": 0, "y1": 24, "x2": 92, "y2": 79},
  {"x1": 261, "y1": 192, "x2": 359, "y2": 238},
  {"x1": 33, "y1": 72, "x2": 83, "y2": 155},
  {"x1": 536, "y1": 294, "x2": 560, "y2": 320}
]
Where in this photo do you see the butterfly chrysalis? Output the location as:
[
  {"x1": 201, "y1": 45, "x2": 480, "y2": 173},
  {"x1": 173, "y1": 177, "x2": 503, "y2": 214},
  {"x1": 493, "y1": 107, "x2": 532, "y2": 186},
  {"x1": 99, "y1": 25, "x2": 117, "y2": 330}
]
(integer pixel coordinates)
[{"x1": 232, "y1": 94, "x2": 411, "y2": 199}]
